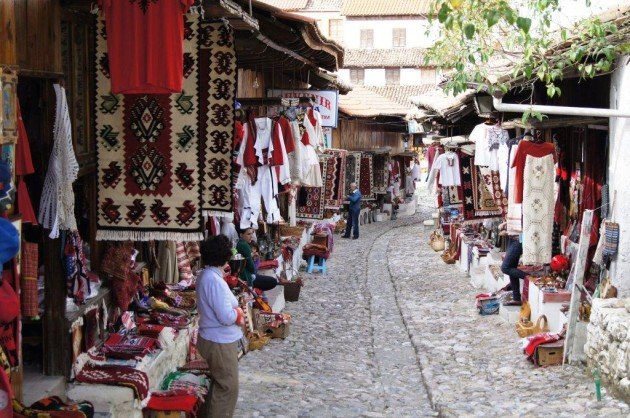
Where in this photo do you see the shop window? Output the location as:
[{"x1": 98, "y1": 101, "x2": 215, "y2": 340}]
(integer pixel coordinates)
[
  {"x1": 350, "y1": 68, "x2": 365, "y2": 85},
  {"x1": 392, "y1": 28, "x2": 406, "y2": 48},
  {"x1": 385, "y1": 68, "x2": 400, "y2": 85},
  {"x1": 329, "y1": 19, "x2": 344, "y2": 43},
  {"x1": 360, "y1": 29, "x2": 374, "y2": 48}
]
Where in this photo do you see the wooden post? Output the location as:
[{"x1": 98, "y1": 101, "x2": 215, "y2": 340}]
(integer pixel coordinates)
[
  {"x1": 0, "y1": 0, "x2": 17, "y2": 66},
  {"x1": 563, "y1": 209, "x2": 594, "y2": 365}
]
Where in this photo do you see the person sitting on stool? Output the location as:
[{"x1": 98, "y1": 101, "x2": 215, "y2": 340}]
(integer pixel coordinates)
[
  {"x1": 235, "y1": 227, "x2": 289, "y2": 291},
  {"x1": 501, "y1": 230, "x2": 528, "y2": 306},
  {"x1": 342, "y1": 182, "x2": 362, "y2": 240}
]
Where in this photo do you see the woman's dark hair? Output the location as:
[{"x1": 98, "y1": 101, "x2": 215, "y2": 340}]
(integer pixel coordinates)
[
  {"x1": 201, "y1": 234, "x2": 233, "y2": 267},
  {"x1": 236, "y1": 226, "x2": 254, "y2": 236}
]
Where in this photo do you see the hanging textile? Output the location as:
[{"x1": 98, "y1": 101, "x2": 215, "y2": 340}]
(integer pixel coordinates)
[
  {"x1": 522, "y1": 154, "x2": 555, "y2": 264},
  {"x1": 38, "y1": 85, "x2": 79, "y2": 239},
  {"x1": 359, "y1": 153, "x2": 375, "y2": 200},
  {"x1": 345, "y1": 152, "x2": 362, "y2": 198},
  {"x1": 0, "y1": 67, "x2": 18, "y2": 144},
  {"x1": 323, "y1": 149, "x2": 347, "y2": 209},
  {"x1": 20, "y1": 242, "x2": 39, "y2": 318},
  {"x1": 64, "y1": 231, "x2": 90, "y2": 304},
  {"x1": 95, "y1": 15, "x2": 204, "y2": 241},
  {"x1": 15, "y1": 102, "x2": 37, "y2": 224},
  {"x1": 199, "y1": 21, "x2": 237, "y2": 217},
  {"x1": 157, "y1": 241, "x2": 179, "y2": 284},
  {"x1": 459, "y1": 153, "x2": 502, "y2": 220},
  {"x1": 98, "y1": 0, "x2": 195, "y2": 94},
  {"x1": 297, "y1": 156, "x2": 329, "y2": 219}
]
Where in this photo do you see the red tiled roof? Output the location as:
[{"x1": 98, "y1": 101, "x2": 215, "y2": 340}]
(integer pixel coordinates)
[
  {"x1": 344, "y1": 48, "x2": 429, "y2": 68},
  {"x1": 365, "y1": 85, "x2": 436, "y2": 107},
  {"x1": 257, "y1": 0, "x2": 308, "y2": 10},
  {"x1": 339, "y1": 86, "x2": 411, "y2": 117},
  {"x1": 342, "y1": 0, "x2": 431, "y2": 17}
]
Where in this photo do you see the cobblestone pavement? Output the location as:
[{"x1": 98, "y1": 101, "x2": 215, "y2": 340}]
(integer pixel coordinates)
[{"x1": 236, "y1": 196, "x2": 630, "y2": 418}]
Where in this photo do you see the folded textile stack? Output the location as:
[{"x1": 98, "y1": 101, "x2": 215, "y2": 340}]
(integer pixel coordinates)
[
  {"x1": 160, "y1": 371, "x2": 210, "y2": 402},
  {"x1": 101, "y1": 333, "x2": 160, "y2": 360}
]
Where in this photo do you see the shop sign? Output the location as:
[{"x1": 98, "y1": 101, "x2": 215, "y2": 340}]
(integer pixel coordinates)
[{"x1": 268, "y1": 89, "x2": 339, "y2": 128}]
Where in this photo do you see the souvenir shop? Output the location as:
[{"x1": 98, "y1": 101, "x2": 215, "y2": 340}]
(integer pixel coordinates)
[
  {"x1": 425, "y1": 83, "x2": 615, "y2": 367},
  {"x1": 0, "y1": 0, "x2": 347, "y2": 416}
]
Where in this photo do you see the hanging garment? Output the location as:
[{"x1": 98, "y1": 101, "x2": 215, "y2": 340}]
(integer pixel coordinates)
[
  {"x1": 15, "y1": 102, "x2": 37, "y2": 225},
  {"x1": 237, "y1": 122, "x2": 259, "y2": 169},
  {"x1": 276, "y1": 115, "x2": 296, "y2": 154},
  {"x1": 427, "y1": 151, "x2": 461, "y2": 187},
  {"x1": 272, "y1": 121, "x2": 291, "y2": 185},
  {"x1": 157, "y1": 241, "x2": 179, "y2": 284},
  {"x1": 522, "y1": 154, "x2": 555, "y2": 264},
  {"x1": 175, "y1": 242, "x2": 193, "y2": 282},
  {"x1": 469, "y1": 123, "x2": 490, "y2": 166},
  {"x1": 258, "y1": 165, "x2": 282, "y2": 223},
  {"x1": 301, "y1": 108, "x2": 324, "y2": 148},
  {"x1": 64, "y1": 231, "x2": 90, "y2": 304},
  {"x1": 253, "y1": 117, "x2": 274, "y2": 165},
  {"x1": 98, "y1": 0, "x2": 195, "y2": 94},
  {"x1": 505, "y1": 141, "x2": 523, "y2": 236},
  {"x1": 20, "y1": 242, "x2": 39, "y2": 318},
  {"x1": 511, "y1": 140, "x2": 556, "y2": 204},
  {"x1": 288, "y1": 119, "x2": 304, "y2": 183},
  {"x1": 486, "y1": 125, "x2": 510, "y2": 170},
  {"x1": 38, "y1": 85, "x2": 79, "y2": 239}
]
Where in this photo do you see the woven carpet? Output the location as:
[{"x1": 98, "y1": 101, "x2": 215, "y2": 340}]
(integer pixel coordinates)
[
  {"x1": 323, "y1": 149, "x2": 347, "y2": 209},
  {"x1": 297, "y1": 156, "x2": 329, "y2": 219},
  {"x1": 95, "y1": 16, "x2": 204, "y2": 241},
  {"x1": 345, "y1": 152, "x2": 362, "y2": 197},
  {"x1": 460, "y1": 153, "x2": 502, "y2": 220},
  {"x1": 199, "y1": 21, "x2": 235, "y2": 217},
  {"x1": 359, "y1": 153, "x2": 375, "y2": 200}
]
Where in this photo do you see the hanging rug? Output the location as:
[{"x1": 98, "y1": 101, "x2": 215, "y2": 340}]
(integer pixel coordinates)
[
  {"x1": 297, "y1": 155, "x2": 330, "y2": 219},
  {"x1": 95, "y1": 15, "x2": 204, "y2": 241},
  {"x1": 359, "y1": 153, "x2": 375, "y2": 200},
  {"x1": 323, "y1": 148, "x2": 347, "y2": 209},
  {"x1": 459, "y1": 152, "x2": 502, "y2": 220},
  {"x1": 344, "y1": 152, "x2": 362, "y2": 198}
]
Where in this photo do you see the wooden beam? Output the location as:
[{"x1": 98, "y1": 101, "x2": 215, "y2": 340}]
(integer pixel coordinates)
[{"x1": 0, "y1": 0, "x2": 17, "y2": 65}]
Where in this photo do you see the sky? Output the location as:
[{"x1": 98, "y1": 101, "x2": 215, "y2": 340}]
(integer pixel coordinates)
[{"x1": 556, "y1": 0, "x2": 627, "y2": 26}]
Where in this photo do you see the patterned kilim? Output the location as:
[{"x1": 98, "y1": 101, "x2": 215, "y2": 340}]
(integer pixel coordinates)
[
  {"x1": 359, "y1": 153, "x2": 375, "y2": 200},
  {"x1": 323, "y1": 149, "x2": 347, "y2": 209},
  {"x1": 344, "y1": 152, "x2": 362, "y2": 197},
  {"x1": 297, "y1": 156, "x2": 329, "y2": 219},
  {"x1": 460, "y1": 153, "x2": 501, "y2": 220},
  {"x1": 199, "y1": 21, "x2": 236, "y2": 216},
  {"x1": 95, "y1": 16, "x2": 204, "y2": 241}
]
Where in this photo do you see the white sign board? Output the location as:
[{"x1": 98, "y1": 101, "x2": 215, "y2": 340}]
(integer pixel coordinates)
[{"x1": 267, "y1": 89, "x2": 339, "y2": 128}]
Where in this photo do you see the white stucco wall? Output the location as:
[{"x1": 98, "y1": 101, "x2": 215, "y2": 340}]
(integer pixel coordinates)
[
  {"x1": 337, "y1": 68, "x2": 351, "y2": 84},
  {"x1": 400, "y1": 68, "x2": 422, "y2": 85},
  {"x1": 294, "y1": 11, "x2": 346, "y2": 44},
  {"x1": 343, "y1": 17, "x2": 435, "y2": 49},
  {"x1": 364, "y1": 68, "x2": 386, "y2": 86},
  {"x1": 607, "y1": 55, "x2": 630, "y2": 297}
]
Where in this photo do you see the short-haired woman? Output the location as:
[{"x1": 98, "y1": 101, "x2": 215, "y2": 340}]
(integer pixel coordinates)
[{"x1": 197, "y1": 234, "x2": 244, "y2": 417}]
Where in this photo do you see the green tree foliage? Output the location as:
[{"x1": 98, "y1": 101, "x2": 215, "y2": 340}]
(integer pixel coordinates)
[{"x1": 425, "y1": 0, "x2": 630, "y2": 97}]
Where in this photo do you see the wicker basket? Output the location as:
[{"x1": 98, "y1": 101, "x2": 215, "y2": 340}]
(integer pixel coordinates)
[{"x1": 279, "y1": 224, "x2": 305, "y2": 237}]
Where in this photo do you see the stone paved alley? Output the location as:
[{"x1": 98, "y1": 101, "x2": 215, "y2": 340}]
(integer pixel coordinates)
[{"x1": 236, "y1": 197, "x2": 630, "y2": 418}]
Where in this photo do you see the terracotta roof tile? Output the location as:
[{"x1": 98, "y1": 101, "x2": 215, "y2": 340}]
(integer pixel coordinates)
[
  {"x1": 365, "y1": 85, "x2": 436, "y2": 107},
  {"x1": 342, "y1": 0, "x2": 431, "y2": 17},
  {"x1": 344, "y1": 48, "x2": 429, "y2": 68},
  {"x1": 339, "y1": 86, "x2": 412, "y2": 117},
  {"x1": 257, "y1": 0, "x2": 308, "y2": 11}
]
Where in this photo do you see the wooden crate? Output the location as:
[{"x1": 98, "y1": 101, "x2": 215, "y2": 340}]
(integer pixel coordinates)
[{"x1": 536, "y1": 340, "x2": 564, "y2": 367}]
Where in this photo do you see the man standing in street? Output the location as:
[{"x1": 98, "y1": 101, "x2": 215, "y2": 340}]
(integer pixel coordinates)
[{"x1": 342, "y1": 182, "x2": 362, "y2": 240}]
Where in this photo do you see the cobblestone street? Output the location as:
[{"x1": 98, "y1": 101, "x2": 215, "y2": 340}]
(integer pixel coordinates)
[{"x1": 236, "y1": 198, "x2": 630, "y2": 418}]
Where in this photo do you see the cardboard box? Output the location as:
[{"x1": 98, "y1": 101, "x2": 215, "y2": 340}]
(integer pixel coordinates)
[
  {"x1": 260, "y1": 322, "x2": 290, "y2": 339},
  {"x1": 535, "y1": 340, "x2": 564, "y2": 367}
]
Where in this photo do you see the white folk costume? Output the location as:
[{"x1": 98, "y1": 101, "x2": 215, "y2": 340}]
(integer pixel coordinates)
[{"x1": 297, "y1": 107, "x2": 323, "y2": 187}]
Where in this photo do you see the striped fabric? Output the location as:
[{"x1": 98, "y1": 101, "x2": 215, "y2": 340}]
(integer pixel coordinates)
[
  {"x1": 176, "y1": 242, "x2": 193, "y2": 282},
  {"x1": 20, "y1": 242, "x2": 39, "y2": 317}
]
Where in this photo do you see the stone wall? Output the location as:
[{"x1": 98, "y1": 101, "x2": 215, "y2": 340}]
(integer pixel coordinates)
[{"x1": 585, "y1": 298, "x2": 630, "y2": 401}]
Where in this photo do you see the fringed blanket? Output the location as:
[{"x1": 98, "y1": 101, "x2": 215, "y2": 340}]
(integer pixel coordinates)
[
  {"x1": 522, "y1": 154, "x2": 555, "y2": 265},
  {"x1": 359, "y1": 153, "x2": 375, "y2": 200},
  {"x1": 76, "y1": 365, "x2": 149, "y2": 401},
  {"x1": 96, "y1": 16, "x2": 205, "y2": 241},
  {"x1": 297, "y1": 155, "x2": 329, "y2": 219},
  {"x1": 345, "y1": 152, "x2": 362, "y2": 198},
  {"x1": 323, "y1": 149, "x2": 347, "y2": 209},
  {"x1": 199, "y1": 21, "x2": 236, "y2": 217},
  {"x1": 460, "y1": 153, "x2": 502, "y2": 220}
]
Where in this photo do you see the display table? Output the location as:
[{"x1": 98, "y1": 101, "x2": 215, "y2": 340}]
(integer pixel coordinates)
[
  {"x1": 529, "y1": 282, "x2": 571, "y2": 333},
  {"x1": 67, "y1": 327, "x2": 192, "y2": 418}
]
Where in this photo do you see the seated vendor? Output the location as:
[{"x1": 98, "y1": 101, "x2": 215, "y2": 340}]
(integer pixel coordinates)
[{"x1": 235, "y1": 227, "x2": 287, "y2": 291}]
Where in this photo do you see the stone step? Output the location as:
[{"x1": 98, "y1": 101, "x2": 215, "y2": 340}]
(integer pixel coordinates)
[{"x1": 499, "y1": 304, "x2": 521, "y2": 324}]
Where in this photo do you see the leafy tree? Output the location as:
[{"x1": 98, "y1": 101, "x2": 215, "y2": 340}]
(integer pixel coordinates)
[{"x1": 425, "y1": 0, "x2": 630, "y2": 99}]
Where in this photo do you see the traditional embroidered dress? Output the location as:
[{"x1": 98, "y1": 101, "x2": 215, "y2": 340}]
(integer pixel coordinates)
[
  {"x1": 98, "y1": 0, "x2": 195, "y2": 94},
  {"x1": 522, "y1": 154, "x2": 555, "y2": 264},
  {"x1": 427, "y1": 151, "x2": 461, "y2": 187},
  {"x1": 38, "y1": 85, "x2": 79, "y2": 239},
  {"x1": 297, "y1": 108, "x2": 323, "y2": 187}
]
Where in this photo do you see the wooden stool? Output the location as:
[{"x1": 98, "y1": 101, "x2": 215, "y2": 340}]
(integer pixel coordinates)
[{"x1": 307, "y1": 255, "x2": 327, "y2": 273}]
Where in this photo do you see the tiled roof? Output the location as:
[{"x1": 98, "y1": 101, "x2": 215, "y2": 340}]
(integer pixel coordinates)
[
  {"x1": 344, "y1": 48, "x2": 429, "y2": 68},
  {"x1": 342, "y1": 0, "x2": 431, "y2": 17},
  {"x1": 257, "y1": 0, "x2": 308, "y2": 10},
  {"x1": 303, "y1": 0, "x2": 343, "y2": 11},
  {"x1": 339, "y1": 86, "x2": 412, "y2": 117},
  {"x1": 410, "y1": 88, "x2": 476, "y2": 121},
  {"x1": 365, "y1": 85, "x2": 436, "y2": 107}
]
